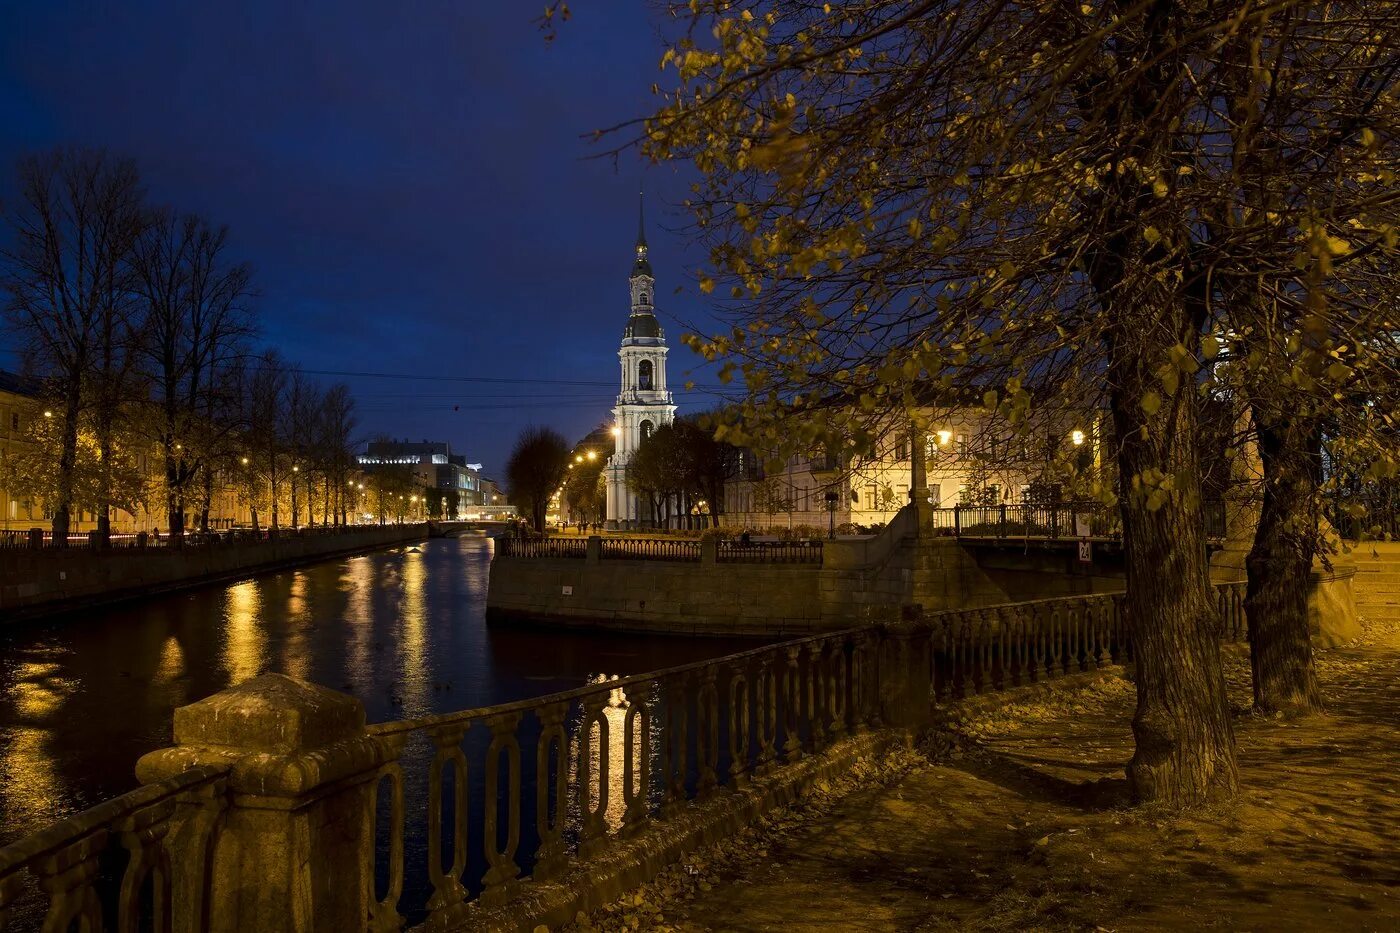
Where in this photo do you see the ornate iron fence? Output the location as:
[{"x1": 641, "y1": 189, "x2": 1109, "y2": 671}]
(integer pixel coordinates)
[
  {"x1": 716, "y1": 540, "x2": 824, "y2": 564},
  {"x1": 496, "y1": 536, "x2": 589, "y2": 559},
  {"x1": 598, "y1": 538, "x2": 701, "y2": 562},
  {"x1": 943, "y1": 501, "x2": 1227, "y2": 542}
]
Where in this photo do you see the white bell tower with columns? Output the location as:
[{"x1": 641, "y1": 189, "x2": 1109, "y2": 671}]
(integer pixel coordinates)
[{"x1": 606, "y1": 195, "x2": 676, "y2": 528}]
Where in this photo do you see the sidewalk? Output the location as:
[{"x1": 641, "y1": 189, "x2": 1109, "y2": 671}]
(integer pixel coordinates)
[{"x1": 571, "y1": 617, "x2": 1400, "y2": 932}]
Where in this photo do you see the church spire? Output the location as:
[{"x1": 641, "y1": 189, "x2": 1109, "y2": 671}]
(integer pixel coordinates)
[{"x1": 632, "y1": 190, "x2": 653, "y2": 279}]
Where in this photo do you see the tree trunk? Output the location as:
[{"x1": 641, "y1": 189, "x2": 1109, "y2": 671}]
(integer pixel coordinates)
[
  {"x1": 52, "y1": 387, "x2": 82, "y2": 544},
  {"x1": 1108, "y1": 303, "x2": 1238, "y2": 807},
  {"x1": 1243, "y1": 413, "x2": 1323, "y2": 715}
]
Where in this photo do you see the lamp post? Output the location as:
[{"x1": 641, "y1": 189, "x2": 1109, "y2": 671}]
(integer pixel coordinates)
[{"x1": 825, "y1": 490, "x2": 839, "y2": 540}]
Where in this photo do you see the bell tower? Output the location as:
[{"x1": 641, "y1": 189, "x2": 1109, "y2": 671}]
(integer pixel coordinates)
[{"x1": 606, "y1": 194, "x2": 676, "y2": 528}]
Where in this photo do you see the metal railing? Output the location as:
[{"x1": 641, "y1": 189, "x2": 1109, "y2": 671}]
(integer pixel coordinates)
[
  {"x1": 716, "y1": 540, "x2": 824, "y2": 564},
  {"x1": 0, "y1": 523, "x2": 418, "y2": 553},
  {"x1": 939, "y1": 501, "x2": 1227, "y2": 542},
  {"x1": 496, "y1": 536, "x2": 589, "y2": 559},
  {"x1": 599, "y1": 538, "x2": 701, "y2": 562},
  {"x1": 0, "y1": 581, "x2": 1248, "y2": 931}
]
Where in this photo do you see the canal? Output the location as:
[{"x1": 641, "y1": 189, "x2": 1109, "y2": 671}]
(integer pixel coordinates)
[{"x1": 0, "y1": 535, "x2": 763, "y2": 846}]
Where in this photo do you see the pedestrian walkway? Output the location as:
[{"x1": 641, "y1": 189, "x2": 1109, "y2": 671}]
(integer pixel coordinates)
[{"x1": 569, "y1": 616, "x2": 1400, "y2": 932}]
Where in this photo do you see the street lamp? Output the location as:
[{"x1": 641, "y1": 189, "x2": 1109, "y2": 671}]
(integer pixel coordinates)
[
  {"x1": 586, "y1": 450, "x2": 597, "y2": 461},
  {"x1": 825, "y1": 490, "x2": 839, "y2": 540},
  {"x1": 241, "y1": 457, "x2": 249, "y2": 466},
  {"x1": 611, "y1": 426, "x2": 621, "y2": 438},
  {"x1": 1071, "y1": 429, "x2": 1086, "y2": 446}
]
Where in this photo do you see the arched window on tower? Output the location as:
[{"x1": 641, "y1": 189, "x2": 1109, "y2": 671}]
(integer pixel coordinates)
[
  {"x1": 640, "y1": 420, "x2": 654, "y2": 442},
  {"x1": 639, "y1": 291, "x2": 650, "y2": 306},
  {"x1": 638, "y1": 359, "x2": 654, "y2": 391}
]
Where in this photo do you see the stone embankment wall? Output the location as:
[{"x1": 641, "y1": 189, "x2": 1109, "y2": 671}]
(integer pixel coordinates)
[
  {"x1": 488, "y1": 510, "x2": 1127, "y2": 635},
  {"x1": 0, "y1": 524, "x2": 428, "y2": 622}
]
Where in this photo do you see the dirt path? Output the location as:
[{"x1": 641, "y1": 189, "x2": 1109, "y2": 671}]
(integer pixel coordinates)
[{"x1": 571, "y1": 618, "x2": 1400, "y2": 932}]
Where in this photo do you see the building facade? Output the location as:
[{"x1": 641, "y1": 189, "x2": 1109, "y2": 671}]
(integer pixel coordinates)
[
  {"x1": 605, "y1": 201, "x2": 676, "y2": 528},
  {"x1": 723, "y1": 412, "x2": 1104, "y2": 531}
]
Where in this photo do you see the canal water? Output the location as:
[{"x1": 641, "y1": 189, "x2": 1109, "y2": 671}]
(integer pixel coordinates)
[{"x1": 0, "y1": 535, "x2": 764, "y2": 847}]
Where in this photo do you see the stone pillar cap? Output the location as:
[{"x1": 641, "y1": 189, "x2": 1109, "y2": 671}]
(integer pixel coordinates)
[{"x1": 174, "y1": 673, "x2": 366, "y2": 755}]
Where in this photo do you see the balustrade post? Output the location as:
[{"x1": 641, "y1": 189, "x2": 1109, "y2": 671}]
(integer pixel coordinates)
[
  {"x1": 661, "y1": 674, "x2": 690, "y2": 819},
  {"x1": 576, "y1": 691, "x2": 611, "y2": 859},
  {"x1": 827, "y1": 640, "x2": 847, "y2": 741},
  {"x1": 696, "y1": 666, "x2": 720, "y2": 797},
  {"x1": 533, "y1": 702, "x2": 570, "y2": 880},
  {"x1": 782, "y1": 645, "x2": 804, "y2": 763},
  {"x1": 727, "y1": 664, "x2": 752, "y2": 789},
  {"x1": 135, "y1": 674, "x2": 391, "y2": 933},
  {"x1": 621, "y1": 694, "x2": 651, "y2": 836},
  {"x1": 879, "y1": 606, "x2": 934, "y2": 730},
  {"x1": 754, "y1": 658, "x2": 779, "y2": 775},
  {"x1": 586, "y1": 535, "x2": 601, "y2": 563},
  {"x1": 806, "y1": 643, "x2": 827, "y2": 752},
  {"x1": 479, "y1": 711, "x2": 523, "y2": 908}
]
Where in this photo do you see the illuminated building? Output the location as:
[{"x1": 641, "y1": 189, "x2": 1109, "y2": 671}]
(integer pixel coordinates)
[{"x1": 605, "y1": 196, "x2": 676, "y2": 528}]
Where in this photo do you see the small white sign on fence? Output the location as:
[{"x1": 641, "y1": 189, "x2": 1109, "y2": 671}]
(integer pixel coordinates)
[
  {"x1": 1077, "y1": 539, "x2": 1092, "y2": 564},
  {"x1": 1074, "y1": 513, "x2": 1092, "y2": 539},
  {"x1": 561, "y1": 585, "x2": 573, "y2": 596}
]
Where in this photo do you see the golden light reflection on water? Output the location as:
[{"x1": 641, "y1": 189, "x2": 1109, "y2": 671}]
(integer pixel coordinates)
[
  {"x1": 399, "y1": 548, "x2": 428, "y2": 710},
  {"x1": 0, "y1": 661, "x2": 72, "y2": 832},
  {"x1": 154, "y1": 636, "x2": 185, "y2": 688},
  {"x1": 344, "y1": 557, "x2": 375, "y2": 690},
  {"x1": 223, "y1": 581, "x2": 265, "y2": 684},
  {"x1": 280, "y1": 572, "x2": 311, "y2": 681}
]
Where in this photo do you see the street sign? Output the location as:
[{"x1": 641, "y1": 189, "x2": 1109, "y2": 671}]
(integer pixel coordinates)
[
  {"x1": 1074, "y1": 514, "x2": 1092, "y2": 538},
  {"x1": 1077, "y1": 539, "x2": 1092, "y2": 563}
]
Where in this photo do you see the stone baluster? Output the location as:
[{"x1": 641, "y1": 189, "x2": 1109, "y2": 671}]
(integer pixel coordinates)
[
  {"x1": 661, "y1": 674, "x2": 689, "y2": 819},
  {"x1": 0, "y1": 869, "x2": 23, "y2": 930},
  {"x1": 480, "y1": 712, "x2": 523, "y2": 907},
  {"x1": 847, "y1": 634, "x2": 869, "y2": 733},
  {"x1": 136, "y1": 675, "x2": 391, "y2": 933},
  {"x1": 727, "y1": 664, "x2": 752, "y2": 789},
  {"x1": 368, "y1": 758, "x2": 405, "y2": 933},
  {"x1": 425, "y1": 722, "x2": 471, "y2": 913},
  {"x1": 621, "y1": 693, "x2": 651, "y2": 837},
  {"x1": 806, "y1": 643, "x2": 827, "y2": 752},
  {"x1": 782, "y1": 645, "x2": 804, "y2": 763},
  {"x1": 827, "y1": 640, "x2": 847, "y2": 741},
  {"x1": 576, "y1": 691, "x2": 610, "y2": 859},
  {"x1": 115, "y1": 798, "x2": 175, "y2": 933},
  {"x1": 533, "y1": 702, "x2": 569, "y2": 880},
  {"x1": 33, "y1": 834, "x2": 105, "y2": 933},
  {"x1": 696, "y1": 666, "x2": 720, "y2": 798},
  {"x1": 754, "y1": 658, "x2": 779, "y2": 775}
]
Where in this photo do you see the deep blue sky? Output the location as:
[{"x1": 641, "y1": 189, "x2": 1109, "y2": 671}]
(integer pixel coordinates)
[{"x1": 0, "y1": 1, "x2": 722, "y2": 475}]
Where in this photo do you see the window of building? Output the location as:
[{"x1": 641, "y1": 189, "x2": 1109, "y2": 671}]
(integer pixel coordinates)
[
  {"x1": 638, "y1": 359, "x2": 654, "y2": 391},
  {"x1": 865, "y1": 485, "x2": 876, "y2": 509},
  {"x1": 640, "y1": 419, "x2": 654, "y2": 441},
  {"x1": 895, "y1": 439, "x2": 909, "y2": 460},
  {"x1": 639, "y1": 291, "x2": 650, "y2": 305}
]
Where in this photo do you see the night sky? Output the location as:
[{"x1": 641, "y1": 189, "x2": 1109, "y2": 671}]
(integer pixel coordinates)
[{"x1": 0, "y1": 1, "x2": 723, "y2": 476}]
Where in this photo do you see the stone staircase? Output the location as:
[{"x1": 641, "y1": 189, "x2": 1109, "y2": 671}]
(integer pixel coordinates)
[{"x1": 1351, "y1": 541, "x2": 1400, "y2": 622}]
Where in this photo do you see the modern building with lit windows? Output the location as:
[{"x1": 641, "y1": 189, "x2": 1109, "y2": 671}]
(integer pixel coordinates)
[{"x1": 357, "y1": 439, "x2": 483, "y2": 505}]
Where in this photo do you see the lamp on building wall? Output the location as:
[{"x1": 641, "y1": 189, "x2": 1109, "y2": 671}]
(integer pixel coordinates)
[{"x1": 611, "y1": 426, "x2": 621, "y2": 437}]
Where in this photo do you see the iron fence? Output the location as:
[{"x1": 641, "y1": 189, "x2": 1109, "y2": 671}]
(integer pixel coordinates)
[
  {"x1": 716, "y1": 540, "x2": 824, "y2": 564},
  {"x1": 599, "y1": 538, "x2": 702, "y2": 562},
  {"x1": 495, "y1": 537, "x2": 589, "y2": 559}
]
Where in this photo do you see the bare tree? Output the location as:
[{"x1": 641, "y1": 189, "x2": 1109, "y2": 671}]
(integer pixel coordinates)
[
  {"x1": 1, "y1": 148, "x2": 145, "y2": 542},
  {"x1": 506, "y1": 427, "x2": 570, "y2": 533},
  {"x1": 131, "y1": 210, "x2": 254, "y2": 540}
]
